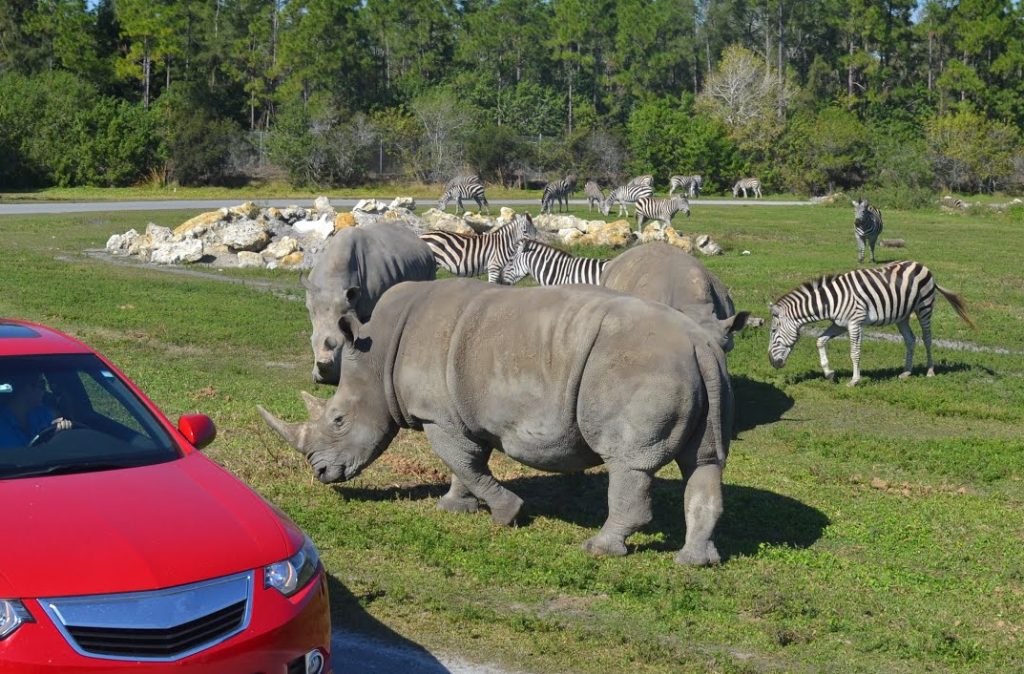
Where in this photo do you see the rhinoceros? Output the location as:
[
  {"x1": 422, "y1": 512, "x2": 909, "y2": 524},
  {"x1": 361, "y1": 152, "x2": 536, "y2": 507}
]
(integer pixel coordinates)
[
  {"x1": 259, "y1": 278, "x2": 742, "y2": 566},
  {"x1": 304, "y1": 221, "x2": 437, "y2": 385},
  {"x1": 601, "y1": 242, "x2": 743, "y2": 351}
]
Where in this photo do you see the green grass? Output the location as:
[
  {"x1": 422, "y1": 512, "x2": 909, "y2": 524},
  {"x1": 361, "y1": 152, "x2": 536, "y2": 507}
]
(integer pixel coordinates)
[{"x1": 2, "y1": 202, "x2": 1023, "y2": 673}]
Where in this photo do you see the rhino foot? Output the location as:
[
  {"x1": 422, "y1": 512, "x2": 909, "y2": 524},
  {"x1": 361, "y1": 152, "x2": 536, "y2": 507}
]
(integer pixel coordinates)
[
  {"x1": 582, "y1": 535, "x2": 628, "y2": 558},
  {"x1": 437, "y1": 493, "x2": 480, "y2": 514},
  {"x1": 488, "y1": 493, "x2": 524, "y2": 526},
  {"x1": 675, "y1": 541, "x2": 721, "y2": 567}
]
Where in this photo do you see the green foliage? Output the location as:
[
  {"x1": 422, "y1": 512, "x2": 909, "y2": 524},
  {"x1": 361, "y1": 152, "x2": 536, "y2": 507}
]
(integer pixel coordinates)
[
  {"x1": 926, "y1": 110, "x2": 1022, "y2": 192},
  {"x1": 779, "y1": 107, "x2": 870, "y2": 194},
  {"x1": 152, "y1": 85, "x2": 245, "y2": 187},
  {"x1": 465, "y1": 125, "x2": 534, "y2": 187}
]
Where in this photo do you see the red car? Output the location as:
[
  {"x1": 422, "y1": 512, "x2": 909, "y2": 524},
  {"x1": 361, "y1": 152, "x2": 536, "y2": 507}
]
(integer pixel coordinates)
[{"x1": 0, "y1": 319, "x2": 331, "y2": 673}]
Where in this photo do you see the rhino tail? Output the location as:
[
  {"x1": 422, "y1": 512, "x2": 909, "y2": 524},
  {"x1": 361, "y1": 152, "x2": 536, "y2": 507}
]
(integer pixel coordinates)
[{"x1": 693, "y1": 346, "x2": 733, "y2": 469}]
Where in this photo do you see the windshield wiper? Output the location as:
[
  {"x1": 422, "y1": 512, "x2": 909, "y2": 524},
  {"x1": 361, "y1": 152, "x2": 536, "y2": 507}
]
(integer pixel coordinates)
[{"x1": 1, "y1": 461, "x2": 137, "y2": 479}]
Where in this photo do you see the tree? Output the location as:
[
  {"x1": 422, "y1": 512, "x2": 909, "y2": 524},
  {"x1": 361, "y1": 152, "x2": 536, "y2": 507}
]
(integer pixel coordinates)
[
  {"x1": 926, "y1": 110, "x2": 1021, "y2": 192},
  {"x1": 779, "y1": 106, "x2": 870, "y2": 194}
]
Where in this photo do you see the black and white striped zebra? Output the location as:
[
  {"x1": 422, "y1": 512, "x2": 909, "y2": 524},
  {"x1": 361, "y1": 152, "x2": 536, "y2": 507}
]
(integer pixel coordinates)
[
  {"x1": 852, "y1": 198, "x2": 884, "y2": 264},
  {"x1": 439, "y1": 181, "x2": 490, "y2": 214},
  {"x1": 600, "y1": 185, "x2": 654, "y2": 217},
  {"x1": 626, "y1": 174, "x2": 654, "y2": 189},
  {"x1": 732, "y1": 178, "x2": 762, "y2": 198},
  {"x1": 541, "y1": 174, "x2": 577, "y2": 214},
  {"x1": 499, "y1": 238, "x2": 606, "y2": 286},
  {"x1": 584, "y1": 181, "x2": 605, "y2": 212},
  {"x1": 634, "y1": 195, "x2": 691, "y2": 233},
  {"x1": 768, "y1": 260, "x2": 974, "y2": 386},
  {"x1": 419, "y1": 213, "x2": 536, "y2": 283},
  {"x1": 443, "y1": 174, "x2": 482, "y2": 191},
  {"x1": 669, "y1": 175, "x2": 702, "y2": 198}
]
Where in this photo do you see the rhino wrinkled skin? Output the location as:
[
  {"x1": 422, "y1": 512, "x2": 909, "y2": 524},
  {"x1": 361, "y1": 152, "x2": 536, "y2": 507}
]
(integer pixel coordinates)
[
  {"x1": 261, "y1": 278, "x2": 737, "y2": 566},
  {"x1": 305, "y1": 221, "x2": 437, "y2": 384},
  {"x1": 601, "y1": 242, "x2": 742, "y2": 351}
]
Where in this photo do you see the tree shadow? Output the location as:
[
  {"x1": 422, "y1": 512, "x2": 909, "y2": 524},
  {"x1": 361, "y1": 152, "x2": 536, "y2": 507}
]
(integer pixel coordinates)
[
  {"x1": 787, "y1": 361, "x2": 983, "y2": 385},
  {"x1": 732, "y1": 374, "x2": 794, "y2": 432},
  {"x1": 335, "y1": 471, "x2": 828, "y2": 564},
  {"x1": 327, "y1": 574, "x2": 455, "y2": 673}
]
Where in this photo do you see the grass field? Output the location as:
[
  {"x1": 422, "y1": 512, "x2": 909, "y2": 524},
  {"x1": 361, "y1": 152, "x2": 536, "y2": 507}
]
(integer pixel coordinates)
[{"x1": 1, "y1": 201, "x2": 1023, "y2": 673}]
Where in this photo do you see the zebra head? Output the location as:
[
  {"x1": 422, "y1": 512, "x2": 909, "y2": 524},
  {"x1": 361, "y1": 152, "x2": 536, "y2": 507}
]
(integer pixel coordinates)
[
  {"x1": 675, "y1": 196, "x2": 691, "y2": 217},
  {"x1": 438, "y1": 189, "x2": 453, "y2": 211},
  {"x1": 732, "y1": 182, "x2": 740, "y2": 197},
  {"x1": 599, "y1": 197, "x2": 611, "y2": 216},
  {"x1": 499, "y1": 238, "x2": 532, "y2": 285},
  {"x1": 767, "y1": 303, "x2": 800, "y2": 369},
  {"x1": 852, "y1": 198, "x2": 869, "y2": 224}
]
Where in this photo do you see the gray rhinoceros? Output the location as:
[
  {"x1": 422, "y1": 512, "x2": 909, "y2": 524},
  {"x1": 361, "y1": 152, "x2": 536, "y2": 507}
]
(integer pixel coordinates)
[
  {"x1": 260, "y1": 278, "x2": 741, "y2": 566},
  {"x1": 304, "y1": 221, "x2": 437, "y2": 384},
  {"x1": 601, "y1": 242, "x2": 743, "y2": 351}
]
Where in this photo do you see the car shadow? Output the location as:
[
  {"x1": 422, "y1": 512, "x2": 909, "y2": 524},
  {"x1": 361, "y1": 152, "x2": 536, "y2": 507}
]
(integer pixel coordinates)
[
  {"x1": 732, "y1": 374, "x2": 794, "y2": 432},
  {"x1": 327, "y1": 575, "x2": 457, "y2": 673},
  {"x1": 338, "y1": 472, "x2": 828, "y2": 564}
]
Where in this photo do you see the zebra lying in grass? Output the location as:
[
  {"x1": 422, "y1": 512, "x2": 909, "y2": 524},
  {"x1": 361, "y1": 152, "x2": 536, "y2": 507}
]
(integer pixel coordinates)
[
  {"x1": 584, "y1": 181, "x2": 605, "y2": 212},
  {"x1": 768, "y1": 260, "x2": 974, "y2": 386},
  {"x1": 439, "y1": 181, "x2": 490, "y2": 214},
  {"x1": 634, "y1": 195, "x2": 690, "y2": 234},
  {"x1": 499, "y1": 238, "x2": 606, "y2": 286},
  {"x1": 420, "y1": 213, "x2": 535, "y2": 283},
  {"x1": 601, "y1": 184, "x2": 654, "y2": 217},
  {"x1": 732, "y1": 178, "x2": 762, "y2": 198},
  {"x1": 669, "y1": 175, "x2": 702, "y2": 198},
  {"x1": 852, "y1": 198, "x2": 883, "y2": 264},
  {"x1": 541, "y1": 174, "x2": 577, "y2": 213}
]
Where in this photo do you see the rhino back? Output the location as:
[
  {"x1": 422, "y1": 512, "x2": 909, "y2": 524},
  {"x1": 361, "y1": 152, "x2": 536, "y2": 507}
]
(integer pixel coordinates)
[
  {"x1": 367, "y1": 279, "x2": 718, "y2": 471},
  {"x1": 310, "y1": 222, "x2": 437, "y2": 320},
  {"x1": 602, "y1": 242, "x2": 735, "y2": 320}
]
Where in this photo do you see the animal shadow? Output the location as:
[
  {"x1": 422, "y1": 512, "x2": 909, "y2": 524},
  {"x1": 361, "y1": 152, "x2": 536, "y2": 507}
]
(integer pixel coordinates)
[
  {"x1": 732, "y1": 375, "x2": 794, "y2": 432},
  {"x1": 788, "y1": 360, "x2": 981, "y2": 385}
]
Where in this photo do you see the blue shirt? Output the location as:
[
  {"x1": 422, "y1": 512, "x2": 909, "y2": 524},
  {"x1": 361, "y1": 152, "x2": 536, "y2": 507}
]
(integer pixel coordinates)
[{"x1": 0, "y1": 405, "x2": 56, "y2": 449}]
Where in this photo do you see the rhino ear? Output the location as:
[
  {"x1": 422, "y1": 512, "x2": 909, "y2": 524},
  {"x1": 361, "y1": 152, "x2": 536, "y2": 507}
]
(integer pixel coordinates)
[
  {"x1": 299, "y1": 271, "x2": 311, "y2": 290},
  {"x1": 345, "y1": 286, "x2": 361, "y2": 305},
  {"x1": 337, "y1": 311, "x2": 363, "y2": 344},
  {"x1": 721, "y1": 311, "x2": 750, "y2": 334}
]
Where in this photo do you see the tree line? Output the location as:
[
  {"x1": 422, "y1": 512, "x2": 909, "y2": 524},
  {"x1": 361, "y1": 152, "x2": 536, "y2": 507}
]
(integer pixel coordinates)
[{"x1": 1, "y1": 0, "x2": 1022, "y2": 202}]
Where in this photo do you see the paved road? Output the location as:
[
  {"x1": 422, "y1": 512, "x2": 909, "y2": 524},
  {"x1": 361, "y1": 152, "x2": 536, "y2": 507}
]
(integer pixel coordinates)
[{"x1": 0, "y1": 197, "x2": 814, "y2": 216}]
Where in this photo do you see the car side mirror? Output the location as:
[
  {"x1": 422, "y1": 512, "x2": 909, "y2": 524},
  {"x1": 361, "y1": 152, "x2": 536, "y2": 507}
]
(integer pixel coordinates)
[{"x1": 178, "y1": 414, "x2": 217, "y2": 450}]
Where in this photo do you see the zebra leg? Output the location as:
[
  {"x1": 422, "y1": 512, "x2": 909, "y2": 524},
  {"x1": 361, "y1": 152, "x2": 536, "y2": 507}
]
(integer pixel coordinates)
[
  {"x1": 816, "y1": 323, "x2": 846, "y2": 382},
  {"x1": 856, "y1": 235, "x2": 866, "y2": 264},
  {"x1": 897, "y1": 319, "x2": 916, "y2": 379},
  {"x1": 437, "y1": 473, "x2": 482, "y2": 514},
  {"x1": 920, "y1": 313, "x2": 935, "y2": 377},
  {"x1": 847, "y1": 322, "x2": 864, "y2": 387},
  {"x1": 582, "y1": 465, "x2": 654, "y2": 558},
  {"x1": 869, "y1": 235, "x2": 878, "y2": 263},
  {"x1": 456, "y1": 197, "x2": 464, "y2": 215},
  {"x1": 636, "y1": 214, "x2": 644, "y2": 233}
]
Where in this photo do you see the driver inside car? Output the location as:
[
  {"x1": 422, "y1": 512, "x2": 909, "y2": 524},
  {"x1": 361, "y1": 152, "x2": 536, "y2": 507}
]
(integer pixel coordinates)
[{"x1": 0, "y1": 373, "x2": 72, "y2": 449}]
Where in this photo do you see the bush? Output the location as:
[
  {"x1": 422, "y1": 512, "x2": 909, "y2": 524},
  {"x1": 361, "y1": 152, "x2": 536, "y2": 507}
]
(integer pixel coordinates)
[
  {"x1": 465, "y1": 124, "x2": 533, "y2": 187},
  {"x1": 926, "y1": 110, "x2": 1022, "y2": 193},
  {"x1": 779, "y1": 107, "x2": 870, "y2": 195}
]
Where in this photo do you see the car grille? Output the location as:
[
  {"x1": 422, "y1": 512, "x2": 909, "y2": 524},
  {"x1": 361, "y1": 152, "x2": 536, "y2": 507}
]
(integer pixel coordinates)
[{"x1": 40, "y1": 571, "x2": 253, "y2": 662}]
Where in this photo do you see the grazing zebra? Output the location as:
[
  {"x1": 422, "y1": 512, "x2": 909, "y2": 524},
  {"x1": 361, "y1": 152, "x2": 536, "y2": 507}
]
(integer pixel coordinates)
[
  {"x1": 768, "y1": 260, "x2": 974, "y2": 387},
  {"x1": 541, "y1": 174, "x2": 578, "y2": 214},
  {"x1": 601, "y1": 184, "x2": 655, "y2": 217},
  {"x1": 499, "y1": 238, "x2": 606, "y2": 286},
  {"x1": 852, "y1": 198, "x2": 884, "y2": 264},
  {"x1": 443, "y1": 174, "x2": 482, "y2": 191},
  {"x1": 584, "y1": 181, "x2": 605, "y2": 212},
  {"x1": 439, "y1": 181, "x2": 490, "y2": 214},
  {"x1": 634, "y1": 195, "x2": 691, "y2": 234},
  {"x1": 419, "y1": 213, "x2": 536, "y2": 283},
  {"x1": 669, "y1": 175, "x2": 703, "y2": 198},
  {"x1": 732, "y1": 178, "x2": 762, "y2": 198},
  {"x1": 626, "y1": 174, "x2": 655, "y2": 189}
]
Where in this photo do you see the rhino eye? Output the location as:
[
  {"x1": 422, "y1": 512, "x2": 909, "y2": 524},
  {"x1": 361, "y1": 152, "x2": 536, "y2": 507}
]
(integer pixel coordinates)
[{"x1": 333, "y1": 415, "x2": 344, "y2": 427}]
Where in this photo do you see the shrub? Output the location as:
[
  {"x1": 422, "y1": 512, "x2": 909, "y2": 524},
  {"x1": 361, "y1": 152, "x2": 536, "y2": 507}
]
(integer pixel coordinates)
[
  {"x1": 779, "y1": 107, "x2": 870, "y2": 195},
  {"x1": 926, "y1": 110, "x2": 1022, "y2": 193}
]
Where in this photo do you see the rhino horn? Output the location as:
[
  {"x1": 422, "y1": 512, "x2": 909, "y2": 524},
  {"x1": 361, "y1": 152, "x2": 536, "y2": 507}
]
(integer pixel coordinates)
[
  {"x1": 257, "y1": 404, "x2": 309, "y2": 451},
  {"x1": 300, "y1": 390, "x2": 327, "y2": 421}
]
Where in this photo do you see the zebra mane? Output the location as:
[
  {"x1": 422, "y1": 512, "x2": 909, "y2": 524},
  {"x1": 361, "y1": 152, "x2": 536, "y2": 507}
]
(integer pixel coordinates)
[
  {"x1": 777, "y1": 274, "x2": 835, "y2": 305},
  {"x1": 522, "y1": 237, "x2": 570, "y2": 255}
]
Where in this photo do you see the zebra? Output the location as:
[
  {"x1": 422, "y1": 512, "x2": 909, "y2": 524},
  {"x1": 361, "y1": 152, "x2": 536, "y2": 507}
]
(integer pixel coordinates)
[
  {"x1": 541, "y1": 174, "x2": 578, "y2": 214},
  {"x1": 732, "y1": 178, "x2": 762, "y2": 198},
  {"x1": 669, "y1": 175, "x2": 702, "y2": 198},
  {"x1": 626, "y1": 174, "x2": 654, "y2": 189},
  {"x1": 439, "y1": 181, "x2": 490, "y2": 214},
  {"x1": 499, "y1": 238, "x2": 606, "y2": 286},
  {"x1": 443, "y1": 174, "x2": 482, "y2": 191},
  {"x1": 634, "y1": 195, "x2": 691, "y2": 234},
  {"x1": 584, "y1": 181, "x2": 605, "y2": 212},
  {"x1": 768, "y1": 260, "x2": 974, "y2": 387},
  {"x1": 419, "y1": 213, "x2": 536, "y2": 283},
  {"x1": 852, "y1": 198, "x2": 884, "y2": 264},
  {"x1": 600, "y1": 184, "x2": 654, "y2": 217}
]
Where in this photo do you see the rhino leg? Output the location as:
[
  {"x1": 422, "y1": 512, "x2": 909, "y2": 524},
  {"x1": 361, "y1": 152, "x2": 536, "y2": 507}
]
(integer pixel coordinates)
[
  {"x1": 437, "y1": 473, "x2": 481, "y2": 514},
  {"x1": 582, "y1": 467, "x2": 654, "y2": 558},
  {"x1": 675, "y1": 463, "x2": 723, "y2": 566},
  {"x1": 424, "y1": 424, "x2": 523, "y2": 526}
]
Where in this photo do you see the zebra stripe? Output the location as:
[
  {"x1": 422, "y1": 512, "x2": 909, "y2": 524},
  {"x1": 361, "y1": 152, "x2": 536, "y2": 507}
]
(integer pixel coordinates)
[
  {"x1": 419, "y1": 214, "x2": 536, "y2": 283},
  {"x1": 443, "y1": 174, "x2": 482, "y2": 191},
  {"x1": 732, "y1": 178, "x2": 762, "y2": 198},
  {"x1": 541, "y1": 174, "x2": 577, "y2": 213},
  {"x1": 852, "y1": 198, "x2": 884, "y2": 264},
  {"x1": 500, "y1": 238, "x2": 606, "y2": 286},
  {"x1": 439, "y1": 182, "x2": 490, "y2": 214},
  {"x1": 626, "y1": 174, "x2": 654, "y2": 189},
  {"x1": 669, "y1": 175, "x2": 702, "y2": 198},
  {"x1": 634, "y1": 196, "x2": 690, "y2": 233},
  {"x1": 584, "y1": 181, "x2": 605, "y2": 213},
  {"x1": 768, "y1": 260, "x2": 974, "y2": 386},
  {"x1": 601, "y1": 185, "x2": 654, "y2": 217}
]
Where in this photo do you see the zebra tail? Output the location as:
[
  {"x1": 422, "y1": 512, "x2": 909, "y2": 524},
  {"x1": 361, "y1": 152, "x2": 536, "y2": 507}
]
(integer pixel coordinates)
[{"x1": 936, "y1": 285, "x2": 976, "y2": 329}]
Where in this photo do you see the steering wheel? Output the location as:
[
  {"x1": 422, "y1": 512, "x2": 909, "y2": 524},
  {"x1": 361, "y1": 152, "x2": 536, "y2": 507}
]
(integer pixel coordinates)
[{"x1": 28, "y1": 419, "x2": 84, "y2": 447}]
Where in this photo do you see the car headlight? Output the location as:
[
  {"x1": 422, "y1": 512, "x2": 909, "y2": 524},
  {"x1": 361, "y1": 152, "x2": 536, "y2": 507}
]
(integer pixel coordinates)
[
  {"x1": 265, "y1": 536, "x2": 320, "y2": 597},
  {"x1": 0, "y1": 599, "x2": 34, "y2": 639}
]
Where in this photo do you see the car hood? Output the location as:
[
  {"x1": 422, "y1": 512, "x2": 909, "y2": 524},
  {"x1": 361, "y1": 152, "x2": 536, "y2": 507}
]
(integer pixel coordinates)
[{"x1": 0, "y1": 453, "x2": 299, "y2": 598}]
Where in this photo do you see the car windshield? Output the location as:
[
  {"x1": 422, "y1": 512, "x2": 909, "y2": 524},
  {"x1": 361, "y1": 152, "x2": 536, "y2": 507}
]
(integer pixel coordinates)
[{"x1": 0, "y1": 354, "x2": 180, "y2": 479}]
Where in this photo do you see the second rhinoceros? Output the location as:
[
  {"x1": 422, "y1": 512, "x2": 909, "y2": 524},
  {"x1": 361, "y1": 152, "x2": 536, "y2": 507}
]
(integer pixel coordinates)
[{"x1": 260, "y1": 278, "x2": 742, "y2": 566}]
